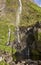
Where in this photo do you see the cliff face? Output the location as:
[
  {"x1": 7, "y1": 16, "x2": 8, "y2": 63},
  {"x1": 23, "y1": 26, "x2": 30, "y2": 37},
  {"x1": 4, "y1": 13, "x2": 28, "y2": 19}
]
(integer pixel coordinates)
[
  {"x1": 0, "y1": 0, "x2": 41, "y2": 25},
  {"x1": 0, "y1": 0, "x2": 41, "y2": 56}
]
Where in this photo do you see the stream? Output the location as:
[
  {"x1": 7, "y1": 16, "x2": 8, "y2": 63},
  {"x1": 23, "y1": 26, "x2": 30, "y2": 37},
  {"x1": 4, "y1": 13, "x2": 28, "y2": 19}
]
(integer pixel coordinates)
[{"x1": 16, "y1": 0, "x2": 22, "y2": 44}]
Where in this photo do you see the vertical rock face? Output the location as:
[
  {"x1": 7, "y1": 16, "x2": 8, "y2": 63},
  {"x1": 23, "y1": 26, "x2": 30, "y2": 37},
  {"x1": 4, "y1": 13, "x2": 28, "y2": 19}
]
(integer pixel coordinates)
[{"x1": 0, "y1": 0, "x2": 6, "y2": 16}]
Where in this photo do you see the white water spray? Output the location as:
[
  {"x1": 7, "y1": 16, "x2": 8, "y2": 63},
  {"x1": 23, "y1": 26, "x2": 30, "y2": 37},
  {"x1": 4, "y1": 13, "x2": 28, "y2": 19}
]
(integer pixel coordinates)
[{"x1": 16, "y1": 0, "x2": 22, "y2": 43}]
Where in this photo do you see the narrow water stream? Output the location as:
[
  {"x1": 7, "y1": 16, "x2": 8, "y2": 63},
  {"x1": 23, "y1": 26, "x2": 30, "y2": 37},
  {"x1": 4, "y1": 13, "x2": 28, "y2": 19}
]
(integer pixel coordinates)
[
  {"x1": 7, "y1": 28, "x2": 11, "y2": 45},
  {"x1": 16, "y1": 0, "x2": 22, "y2": 43}
]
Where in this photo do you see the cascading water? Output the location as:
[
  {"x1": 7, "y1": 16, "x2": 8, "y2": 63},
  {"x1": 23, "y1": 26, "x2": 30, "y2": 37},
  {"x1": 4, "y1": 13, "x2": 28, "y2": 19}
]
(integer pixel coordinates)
[
  {"x1": 16, "y1": 0, "x2": 30, "y2": 59},
  {"x1": 7, "y1": 28, "x2": 11, "y2": 45},
  {"x1": 16, "y1": 0, "x2": 22, "y2": 44}
]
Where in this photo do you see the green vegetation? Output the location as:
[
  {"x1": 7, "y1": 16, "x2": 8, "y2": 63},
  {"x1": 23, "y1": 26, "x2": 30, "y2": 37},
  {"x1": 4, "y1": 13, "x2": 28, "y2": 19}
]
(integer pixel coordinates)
[
  {"x1": 20, "y1": 0, "x2": 41, "y2": 26},
  {"x1": 0, "y1": 0, "x2": 41, "y2": 62},
  {"x1": 0, "y1": 21, "x2": 16, "y2": 55},
  {"x1": 0, "y1": 22, "x2": 15, "y2": 45},
  {"x1": 28, "y1": 2, "x2": 41, "y2": 13},
  {"x1": 0, "y1": 45, "x2": 16, "y2": 53},
  {"x1": 0, "y1": 61, "x2": 9, "y2": 65}
]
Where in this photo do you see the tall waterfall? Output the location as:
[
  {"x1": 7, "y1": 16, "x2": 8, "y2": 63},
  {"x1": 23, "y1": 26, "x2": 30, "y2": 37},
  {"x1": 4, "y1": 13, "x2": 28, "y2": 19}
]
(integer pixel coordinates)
[{"x1": 16, "y1": 0, "x2": 22, "y2": 43}]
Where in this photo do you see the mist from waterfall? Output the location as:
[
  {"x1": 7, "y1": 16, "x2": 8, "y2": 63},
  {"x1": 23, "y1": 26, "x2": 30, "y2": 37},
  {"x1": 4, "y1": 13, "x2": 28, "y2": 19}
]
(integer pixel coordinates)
[{"x1": 16, "y1": 0, "x2": 22, "y2": 43}]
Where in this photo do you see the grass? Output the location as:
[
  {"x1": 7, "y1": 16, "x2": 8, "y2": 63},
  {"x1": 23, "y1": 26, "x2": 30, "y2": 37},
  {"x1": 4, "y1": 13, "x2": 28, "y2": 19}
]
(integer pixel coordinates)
[
  {"x1": 0, "y1": 20, "x2": 16, "y2": 55},
  {"x1": 0, "y1": 45, "x2": 16, "y2": 54},
  {"x1": 0, "y1": 21, "x2": 15, "y2": 45},
  {"x1": 20, "y1": 0, "x2": 41, "y2": 26},
  {"x1": 0, "y1": 61, "x2": 9, "y2": 65},
  {"x1": 28, "y1": 1, "x2": 41, "y2": 13}
]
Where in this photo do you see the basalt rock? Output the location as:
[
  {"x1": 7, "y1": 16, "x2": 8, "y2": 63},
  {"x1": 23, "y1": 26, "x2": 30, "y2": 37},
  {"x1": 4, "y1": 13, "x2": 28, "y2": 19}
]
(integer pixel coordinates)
[{"x1": 8, "y1": 22, "x2": 41, "y2": 60}]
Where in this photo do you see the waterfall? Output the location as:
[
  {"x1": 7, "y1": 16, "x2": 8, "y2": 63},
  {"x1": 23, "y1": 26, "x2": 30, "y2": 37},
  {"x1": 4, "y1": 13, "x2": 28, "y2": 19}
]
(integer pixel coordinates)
[
  {"x1": 16, "y1": 0, "x2": 22, "y2": 43},
  {"x1": 7, "y1": 28, "x2": 11, "y2": 45}
]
